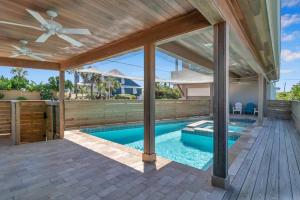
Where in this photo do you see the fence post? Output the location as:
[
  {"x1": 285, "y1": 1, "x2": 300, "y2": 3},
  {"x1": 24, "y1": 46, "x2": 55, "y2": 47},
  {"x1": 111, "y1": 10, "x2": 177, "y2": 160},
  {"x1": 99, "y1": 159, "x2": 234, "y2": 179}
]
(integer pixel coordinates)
[{"x1": 11, "y1": 101, "x2": 20, "y2": 145}]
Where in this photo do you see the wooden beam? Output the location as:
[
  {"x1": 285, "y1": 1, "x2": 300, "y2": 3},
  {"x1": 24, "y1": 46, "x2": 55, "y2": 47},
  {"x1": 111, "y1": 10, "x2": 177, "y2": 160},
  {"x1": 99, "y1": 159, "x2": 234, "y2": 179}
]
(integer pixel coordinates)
[
  {"x1": 158, "y1": 41, "x2": 241, "y2": 78},
  {"x1": 0, "y1": 57, "x2": 60, "y2": 70},
  {"x1": 158, "y1": 42, "x2": 213, "y2": 69},
  {"x1": 212, "y1": 22, "x2": 229, "y2": 189},
  {"x1": 142, "y1": 43, "x2": 156, "y2": 162},
  {"x1": 61, "y1": 10, "x2": 209, "y2": 70},
  {"x1": 59, "y1": 70, "x2": 65, "y2": 139}
]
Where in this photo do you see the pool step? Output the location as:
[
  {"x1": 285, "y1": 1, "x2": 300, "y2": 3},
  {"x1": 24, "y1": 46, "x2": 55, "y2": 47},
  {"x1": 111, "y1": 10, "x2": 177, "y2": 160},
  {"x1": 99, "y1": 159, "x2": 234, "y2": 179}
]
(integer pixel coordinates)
[{"x1": 182, "y1": 127, "x2": 240, "y2": 140}]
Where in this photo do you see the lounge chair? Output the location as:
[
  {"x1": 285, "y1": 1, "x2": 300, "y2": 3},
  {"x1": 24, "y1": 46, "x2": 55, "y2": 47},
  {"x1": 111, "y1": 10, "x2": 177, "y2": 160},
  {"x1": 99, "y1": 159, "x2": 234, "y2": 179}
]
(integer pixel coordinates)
[
  {"x1": 232, "y1": 102, "x2": 243, "y2": 114},
  {"x1": 244, "y1": 102, "x2": 256, "y2": 115}
]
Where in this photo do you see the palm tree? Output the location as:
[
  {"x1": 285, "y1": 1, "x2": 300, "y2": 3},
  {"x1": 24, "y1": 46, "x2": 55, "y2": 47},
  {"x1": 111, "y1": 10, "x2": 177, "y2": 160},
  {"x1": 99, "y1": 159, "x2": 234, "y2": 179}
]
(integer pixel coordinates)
[
  {"x1": 10, "y1": 67, "x2": 28, "y2": 78},
  {"x1": 67, "y1": 69, "x2": 80, "y2": 99},
  {"x1": 106, "y1": 77, "x2": 121, "y2": 99},
  {"x1": 78, "y1": 85, "x2": 88, "y2": 99},
  {"x1": 65, "y1": 80, "x2": 73, "y2": 99},
  {"x1": 79, "y1": 72, "x2": 97, "y2": 99}
]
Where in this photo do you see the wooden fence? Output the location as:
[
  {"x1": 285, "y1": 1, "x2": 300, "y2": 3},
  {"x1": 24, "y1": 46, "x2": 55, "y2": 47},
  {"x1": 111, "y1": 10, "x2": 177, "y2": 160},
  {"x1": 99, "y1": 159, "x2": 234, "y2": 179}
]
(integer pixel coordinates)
[
  {"x1": 0, "y1": 101, "x2": 11, "y2": 135},
  {"x1": 65, "y1": 99, "x2": 210, "y2": 129},
  {"x1": 291, "y1": 101, "x2": 300, "y2": 132},
  {"x1": 2, "y1": 101, "x2": 59, "y2": 144},
  {"x1": 1, "y1": 99, "x2": 210, "y2": 144},
  {"x1": 266, "y1": 100, "x2": 292, "y2": 119}
]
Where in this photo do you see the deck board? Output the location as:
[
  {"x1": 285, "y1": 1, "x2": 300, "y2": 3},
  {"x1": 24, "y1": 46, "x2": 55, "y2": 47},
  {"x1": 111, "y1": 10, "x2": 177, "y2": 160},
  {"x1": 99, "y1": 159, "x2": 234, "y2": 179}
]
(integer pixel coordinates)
[
  {"x1": 224, "y1": 119, "x2": 300, "y2": 200},
  {"x1": 278, "y1": 120, "x2": 292, "y2": 200}
]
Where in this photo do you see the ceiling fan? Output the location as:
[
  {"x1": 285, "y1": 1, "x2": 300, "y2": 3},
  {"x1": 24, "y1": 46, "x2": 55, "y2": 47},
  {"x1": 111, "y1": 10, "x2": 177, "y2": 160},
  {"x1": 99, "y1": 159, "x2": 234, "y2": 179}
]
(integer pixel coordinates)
[
  {"x1": 10, "y1": 40, "x2": 52, "y2": 61},
  {"x1": 25, "y1": 9, "x2": 91, "y2": 47}
]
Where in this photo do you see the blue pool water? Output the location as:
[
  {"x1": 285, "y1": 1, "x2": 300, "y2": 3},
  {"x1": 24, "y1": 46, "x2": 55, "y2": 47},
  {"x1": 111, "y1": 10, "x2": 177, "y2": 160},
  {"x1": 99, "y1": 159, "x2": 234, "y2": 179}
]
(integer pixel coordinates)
[{"x1": 83, "y1": 120, "x2": 253, "y2": 170}]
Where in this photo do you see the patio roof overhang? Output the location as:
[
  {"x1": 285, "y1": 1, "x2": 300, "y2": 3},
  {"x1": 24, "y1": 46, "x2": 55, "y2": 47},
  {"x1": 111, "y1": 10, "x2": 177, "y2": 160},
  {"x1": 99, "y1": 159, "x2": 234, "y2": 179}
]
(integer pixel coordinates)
[{"x1": 0, "y1": 0, "x2": 280, "y2": 81}]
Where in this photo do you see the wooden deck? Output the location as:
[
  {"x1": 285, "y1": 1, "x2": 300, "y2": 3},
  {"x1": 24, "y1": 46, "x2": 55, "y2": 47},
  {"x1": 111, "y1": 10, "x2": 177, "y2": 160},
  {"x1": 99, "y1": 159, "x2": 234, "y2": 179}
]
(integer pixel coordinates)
[
  {"x1": 224, "y1": 119, "x2": 300, "y2": 200},
  {"x1": 0, "y1": 118, "x2": 299, "y2": 200}
]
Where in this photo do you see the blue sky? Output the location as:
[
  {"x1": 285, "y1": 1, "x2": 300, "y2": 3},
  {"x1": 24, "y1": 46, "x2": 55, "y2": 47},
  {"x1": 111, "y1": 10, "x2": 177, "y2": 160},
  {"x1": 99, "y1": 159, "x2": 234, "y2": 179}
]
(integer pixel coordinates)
[
  {"x1": 0, "y1": 1, "x2": 299, "y2": 91},
  {"x1": 279, "y1": 0, "x2": 300, "y2": 91}
]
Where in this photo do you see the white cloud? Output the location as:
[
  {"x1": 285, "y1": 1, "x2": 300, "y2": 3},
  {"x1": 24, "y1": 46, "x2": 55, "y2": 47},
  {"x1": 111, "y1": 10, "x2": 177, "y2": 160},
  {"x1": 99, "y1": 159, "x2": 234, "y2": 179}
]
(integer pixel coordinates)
[
  {"x1": 281, "y1": 49, "x2": 300, "y2": 61},
  {"x1": 282, "y1": 0, "x2": 300, "y2": 7},
  {"x1": 281, "y1": 69, "x2": 294, "y2": 74},
  {"x1": 282, "y1": 31, "x2": 299, "y2": 41},
  {"x1": 281, "y1": 14, "x2": 300, "y2": 28}
]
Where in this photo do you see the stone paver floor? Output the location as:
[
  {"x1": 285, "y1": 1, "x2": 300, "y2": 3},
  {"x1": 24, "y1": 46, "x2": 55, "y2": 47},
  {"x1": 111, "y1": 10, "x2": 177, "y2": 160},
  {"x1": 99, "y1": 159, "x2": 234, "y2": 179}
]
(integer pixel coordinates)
[{"x1": 0, "y1": 118, "x2": 265, "y2": 200}]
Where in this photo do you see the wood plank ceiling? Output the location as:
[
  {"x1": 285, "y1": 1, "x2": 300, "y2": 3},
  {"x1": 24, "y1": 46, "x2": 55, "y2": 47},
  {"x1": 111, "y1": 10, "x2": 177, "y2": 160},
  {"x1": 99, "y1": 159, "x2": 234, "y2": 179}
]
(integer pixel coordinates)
[
  {"x1": 0, "y1": 0, "x2": 264, "y2": 78},
  {"x1": 0, "y1": 0, "x2": 194, "y2": 62}
]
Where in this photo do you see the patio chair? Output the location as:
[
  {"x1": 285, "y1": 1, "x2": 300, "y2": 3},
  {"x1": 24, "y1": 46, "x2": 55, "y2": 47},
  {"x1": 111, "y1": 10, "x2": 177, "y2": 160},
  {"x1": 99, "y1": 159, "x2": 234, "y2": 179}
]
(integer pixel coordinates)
[
  {"x1": 232, "y1": 102, "x2": 243, "y2": 114},
  {"x1": 244, "y1": 102, "x2": 256, "y2": 115}
]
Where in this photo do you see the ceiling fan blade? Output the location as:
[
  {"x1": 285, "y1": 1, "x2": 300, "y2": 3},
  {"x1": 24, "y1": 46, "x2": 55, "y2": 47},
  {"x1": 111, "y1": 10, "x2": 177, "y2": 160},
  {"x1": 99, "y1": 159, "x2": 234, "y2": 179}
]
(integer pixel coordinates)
[
  {"x1": 57, "y1": 34, "x2": 83, "y2": 47},
  {"x1": 36, "y1": 33, "x2": 52, "y2": 43},
  {"x1": 0, "y1": 20, "x2": 42, "y2": 30},
  {"x1": 26, "y1": 9, "x2": 48, "y2": 26},
  {"x1": 32, "y1": 52, "x2": 52, "y2": 57},
  {"x1": 61, "y1": 28, "x2": 91, "y2": 35},
  {"x1": 11, "y1": 45, "x2": 21, "y2": 51},
  {"x1": 28, "y1": 54, "x2": 45, "y2": 61}
]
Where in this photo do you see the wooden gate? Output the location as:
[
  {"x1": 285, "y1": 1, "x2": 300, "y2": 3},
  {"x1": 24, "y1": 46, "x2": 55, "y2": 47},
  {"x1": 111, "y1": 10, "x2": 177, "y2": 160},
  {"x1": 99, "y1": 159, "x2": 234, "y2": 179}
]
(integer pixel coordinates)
[{"x1": 20, "y1": 101, "x2": 47, "y2": 143}]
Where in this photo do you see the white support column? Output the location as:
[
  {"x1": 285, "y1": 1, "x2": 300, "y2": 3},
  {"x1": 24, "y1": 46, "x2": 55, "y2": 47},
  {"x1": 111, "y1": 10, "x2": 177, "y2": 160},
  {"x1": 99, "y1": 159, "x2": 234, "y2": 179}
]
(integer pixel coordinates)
[
  {"x1": 59, "y1": 70, "x2": 65, "y2": 139},
  {"x1": 212, "y1": 22, "x2": 230, "y2": 189},
  {"x1": 143, "y1": 42, "x2": 156, "y2": 162},
  {"x1": 258, "y1": 73, "x2": 264, "y2": 125}
]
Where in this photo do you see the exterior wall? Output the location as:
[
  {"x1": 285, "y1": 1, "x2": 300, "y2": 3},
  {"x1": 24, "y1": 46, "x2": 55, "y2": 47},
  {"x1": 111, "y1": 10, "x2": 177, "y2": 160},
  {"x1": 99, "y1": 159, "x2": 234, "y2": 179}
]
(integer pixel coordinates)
[
  {"x1": 266, "y1": 82, "x2": 276, "y2": 100},
  {"x1": 179, "y1": 83, "x2": 211, "y2": 100},
  {"x1": 65, "y1": 99, "x2": 210, "y2": 129},
  {"x1": 229, "y1": 81, "x2": 258, "y2": 106},
  {"x1": 0, "y1": 90, "x2": 40, "y2": 100}
]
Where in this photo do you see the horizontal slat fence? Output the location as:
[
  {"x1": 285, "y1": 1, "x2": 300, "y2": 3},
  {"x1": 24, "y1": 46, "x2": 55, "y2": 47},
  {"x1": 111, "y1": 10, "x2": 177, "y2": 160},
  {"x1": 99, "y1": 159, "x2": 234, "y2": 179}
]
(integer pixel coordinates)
[
  {"x1": 266, "y1": 100, "x2": 291, "y2": 119},
  {"x1": 19, "y1": 101, "x2": 47, "y2": 143},
  {"x1": 291, "y1": 101, "x2": 300, "y2": 132},
  {"x1": 65, "y1": 99, "x2": 210, "y2": 129},
  {"x1": 0, "y1": 101, "x2": 11, "y2": 135}
]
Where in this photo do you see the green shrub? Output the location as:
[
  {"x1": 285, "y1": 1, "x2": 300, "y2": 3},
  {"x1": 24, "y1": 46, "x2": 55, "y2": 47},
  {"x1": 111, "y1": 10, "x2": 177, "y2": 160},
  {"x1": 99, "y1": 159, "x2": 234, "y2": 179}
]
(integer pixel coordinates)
[
  {"x1": 0, "y1": 93, "x2": 4, "y2": 99},
  {"x1": 16, "y1": 96, "x2": 27, "y2": 100},
  {"x1": 115, "y1": 94, "x2": 136, "y2": 100}
]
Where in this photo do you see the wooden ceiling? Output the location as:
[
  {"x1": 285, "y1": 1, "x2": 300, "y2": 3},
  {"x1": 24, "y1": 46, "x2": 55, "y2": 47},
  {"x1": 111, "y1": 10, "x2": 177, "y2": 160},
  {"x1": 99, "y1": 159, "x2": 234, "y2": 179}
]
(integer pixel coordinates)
[
  {"x1": 0, "y1": 0, "x2": 279, "y2": 80},
  {"x1": 159, "y1": 27, "x2": 257, "y2": 77},
  {"x1": 0, "y1": 0, "x2": 195, "y2": 62}
]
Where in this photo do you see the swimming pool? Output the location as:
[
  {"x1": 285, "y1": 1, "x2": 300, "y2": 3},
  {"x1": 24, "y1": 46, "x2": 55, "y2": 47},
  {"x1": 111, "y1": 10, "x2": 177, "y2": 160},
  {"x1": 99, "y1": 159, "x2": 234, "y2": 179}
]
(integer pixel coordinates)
[{"x1": 82, "y1": 119, "x2": 254, "y2": 170}]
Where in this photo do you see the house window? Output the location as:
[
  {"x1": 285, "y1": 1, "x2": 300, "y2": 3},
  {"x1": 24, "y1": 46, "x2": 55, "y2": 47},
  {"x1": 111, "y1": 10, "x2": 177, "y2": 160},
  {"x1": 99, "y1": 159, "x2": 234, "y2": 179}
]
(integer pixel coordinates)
[
  {"x1": 121, "y1": 78, "x2": 125, "y2": 84},
  {"x1": 121, "y1": 87, "x2": 125, "y2": 94}
]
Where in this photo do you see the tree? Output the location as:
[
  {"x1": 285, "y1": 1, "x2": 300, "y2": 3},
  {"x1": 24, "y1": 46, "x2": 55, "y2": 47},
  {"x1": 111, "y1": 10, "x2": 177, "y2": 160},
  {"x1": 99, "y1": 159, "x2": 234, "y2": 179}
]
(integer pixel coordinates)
[
  {"x1": 78, "y1": 85, "x2": 88, "y2": 99},
  {"x1": 289, "y1": 83, "x2": 300, "y2": 101},
  {"x1": 10, "y1": 68, "x2": 28, "y2": 78},
  {"x1": 155, "y1": 83, "x2": 181, "y2": 99},
  {"x1": 0, "y1": 76, "x2": 12, "y2": 90},
  {"x1": 65, "y1": 80, "x2": 73, "y2": 99},
  {"x1": 9, "y1": 68, "x2": 29, "y2": 90},
  {"x1": 106, "y1": 77, "x2": 121, "y2": 99},
  {"x1": 48, "y1": 76, "x2": 59, "y2": 91},
  {"x1": 67, "y1": 69, "x2": 80, "y2": 99},
  {"x1": 276, "y1": 82, "x2": 300, "y2": 101}
]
